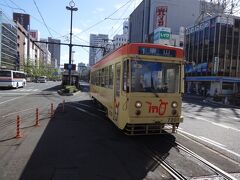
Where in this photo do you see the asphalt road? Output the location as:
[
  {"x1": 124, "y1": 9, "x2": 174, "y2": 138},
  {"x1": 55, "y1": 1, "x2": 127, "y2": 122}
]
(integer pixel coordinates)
[
  {"x1": 0, "y1": 86, "x2": 240, "y2": 180},
  {"x1": 180, "y1": 96, "x2": 240, "y2": 163}
]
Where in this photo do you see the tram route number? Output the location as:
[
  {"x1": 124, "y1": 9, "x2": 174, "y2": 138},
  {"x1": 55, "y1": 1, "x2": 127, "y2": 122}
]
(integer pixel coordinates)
[{"x1": 167, "y1": 117, "x2": 179, "y2": 123}]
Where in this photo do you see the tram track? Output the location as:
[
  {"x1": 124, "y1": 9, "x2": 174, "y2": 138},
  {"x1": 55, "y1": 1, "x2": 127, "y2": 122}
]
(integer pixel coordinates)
[
  {"x1": 175, "y1": 142, "x2": 238, "y2": 180},
  {"x1": 65, "y1": 101, "x2": 239, "y2": 180},
  {"x1": 146, "y1": 148, "x2": 188, "y2": 180}
]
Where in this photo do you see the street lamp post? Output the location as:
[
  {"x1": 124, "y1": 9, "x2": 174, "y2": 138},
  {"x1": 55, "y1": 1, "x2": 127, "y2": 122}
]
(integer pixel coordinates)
[{"x1": 66, "y1": 0, "x2": 78, "y2": 85}]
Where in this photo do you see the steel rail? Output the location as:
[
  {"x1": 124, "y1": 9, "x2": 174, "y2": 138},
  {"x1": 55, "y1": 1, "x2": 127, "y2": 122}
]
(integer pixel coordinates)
[
  {"x1": 176, "y1": 143, "x2": 238, "y2": 180},
  {"x1": 149, "y1": 150, "x2": 187, "y2": 180}
]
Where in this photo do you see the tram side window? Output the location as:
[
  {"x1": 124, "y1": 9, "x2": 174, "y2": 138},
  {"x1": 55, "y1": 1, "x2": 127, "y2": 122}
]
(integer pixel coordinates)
[
  {"x1": 91, "y1": 71, "x2": 96, "y2": 85},
  {"x1": 100, "y1": 69, "x2": 105, "y2": 87},
  {"x1": 109, "y1": 65, "x2": 114, "y2": 89},
  {"x1": 123, "y1": 60, "x2": 129, "y2": 92},
  {"x1": 116, "y1": 64, "x2": 121, "y2": 96},
  {"x1": 104, "y1": 67, "x2": 109, "y2": 88},
  {"x1": 96, "y1": 70, "x2": 100, "y2": 86}
]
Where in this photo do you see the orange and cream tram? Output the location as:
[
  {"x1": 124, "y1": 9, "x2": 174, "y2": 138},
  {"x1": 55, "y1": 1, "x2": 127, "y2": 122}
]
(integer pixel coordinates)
[{"x1": 90, "y1": 43, "x2": 184, "y2": 135}]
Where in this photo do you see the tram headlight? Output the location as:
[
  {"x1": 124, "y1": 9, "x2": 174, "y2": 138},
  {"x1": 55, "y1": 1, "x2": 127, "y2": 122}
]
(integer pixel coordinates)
[
  {"x1": 171, "y1": 101, "x2": 178, "y2": 108},
  {"x1": 135, "y1": 101, "x2": 142, "y2": 108}
]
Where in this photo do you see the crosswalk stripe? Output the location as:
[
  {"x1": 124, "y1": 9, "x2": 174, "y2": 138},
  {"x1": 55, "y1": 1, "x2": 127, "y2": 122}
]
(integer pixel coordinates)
[{"x1": 3, "y1": 88, "x2": 39, "y2": 92}]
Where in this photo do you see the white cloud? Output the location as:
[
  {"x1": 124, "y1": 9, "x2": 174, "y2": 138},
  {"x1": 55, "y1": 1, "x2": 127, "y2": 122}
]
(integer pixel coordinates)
[{"x1": 72, "y1": 27, "x2": 82, "y2": 34}]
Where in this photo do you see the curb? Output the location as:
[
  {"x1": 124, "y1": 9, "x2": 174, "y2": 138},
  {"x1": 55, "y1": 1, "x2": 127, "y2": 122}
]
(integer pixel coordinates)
[
  {"x1": 184, "y1": 95, "x2": 240, "y2": 109},
  {"x1": 57, "y1": 90, "x2": 81, "y2": 96},
  {"x1": 205, "y1": 99, "x2": 240, "y2": 109}
]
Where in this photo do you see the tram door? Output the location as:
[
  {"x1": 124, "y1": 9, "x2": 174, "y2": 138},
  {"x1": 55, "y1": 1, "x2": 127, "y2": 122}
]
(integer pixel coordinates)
[{"x1": 114, "y1": 63, "x2": 121, "y2": 121}]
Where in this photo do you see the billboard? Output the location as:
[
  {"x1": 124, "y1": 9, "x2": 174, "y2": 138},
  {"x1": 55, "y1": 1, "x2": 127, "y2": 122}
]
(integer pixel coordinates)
[
  {"x1": 29, "y1": 30, "x2": 39, "y2": 40},
  {"x1": 13, "y1": 13, "x2": 30, "y2": 31},
  {"x1": 155, "y1": 6, "x2": 168, "y2": 29},
  {"x1": 64, "y1": 63, "x2": 76, "y2": 70},
  {"x1": 154, "y1": 27, "x2": 171, "y2": 44}
]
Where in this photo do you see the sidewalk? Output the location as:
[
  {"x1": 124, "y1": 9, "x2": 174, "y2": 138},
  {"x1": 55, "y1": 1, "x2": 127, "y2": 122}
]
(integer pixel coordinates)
[{"x1": 183, "y1": 93, "x2": 240, "y2": 108}]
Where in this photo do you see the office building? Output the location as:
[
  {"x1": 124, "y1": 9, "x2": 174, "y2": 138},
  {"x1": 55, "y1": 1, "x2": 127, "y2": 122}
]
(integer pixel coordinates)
[
  {"x1": 129, "y1": 0, "x2": 202, "y2": 43},
  {"x1": 185, "y1": 14, "x2": 240, "y2": 96},
  {"x1": 113, "y1": 21, "x2": 129, "y2": 49},
  {"x1": 48, "y1": 37, "x2": 61, "y2": 68},
  {"x1": 39, "y1": 38, "x2": 51, "y2": 65},
  {"x1": 0, "y1": 11, "x2": 18, "y2": 70},
  {"x1": 89, "y1": 34, "x2": 108, "y2": 66}
]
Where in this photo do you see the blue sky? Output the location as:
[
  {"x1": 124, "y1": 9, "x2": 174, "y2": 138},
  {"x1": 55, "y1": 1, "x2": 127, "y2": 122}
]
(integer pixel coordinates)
[{"x1": 0, "y1": 0, "x2": 142, "y2": 66}]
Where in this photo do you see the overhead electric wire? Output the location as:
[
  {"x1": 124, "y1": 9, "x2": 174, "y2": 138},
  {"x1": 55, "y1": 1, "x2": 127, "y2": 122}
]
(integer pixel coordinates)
[
  {"x1": 72, "y1": 35, "x2": 90, "y2": 44},
  {"x1": 6, "y1": 0, "x2": 64, "y2": 39},
  {"x1": 81, "y1": 47, "x2": 89, "y2": 53},
  {"x1": 30, "y1": 15, "x2": 66, "y2": 39},
  {"x1": 7, "y1": 0, "x2": 25, "y2": 12},
  {"x1": 77, "y1": 0, "x2": 134, "y2": 35},
  {"x1": 1, "y1": 2, "x2": 25, "y2": 12},
  {"x1": 32, "y1": 0, "x2": 53, "y2": 37},
  {"x1": 109, "y1": 0, "x2": 134, "y2": 37}
]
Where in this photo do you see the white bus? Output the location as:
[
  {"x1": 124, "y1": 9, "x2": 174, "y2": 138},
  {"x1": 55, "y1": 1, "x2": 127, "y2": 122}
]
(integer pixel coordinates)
[{"x1": 0, "y1": 70, "x2": 26, "y2": 88}]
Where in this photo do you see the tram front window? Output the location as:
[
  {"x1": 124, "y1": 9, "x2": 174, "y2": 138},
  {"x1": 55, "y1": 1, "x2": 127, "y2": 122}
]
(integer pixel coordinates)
[{"x1": 131, "y1": 60, "x2": 180, "y2": 93}]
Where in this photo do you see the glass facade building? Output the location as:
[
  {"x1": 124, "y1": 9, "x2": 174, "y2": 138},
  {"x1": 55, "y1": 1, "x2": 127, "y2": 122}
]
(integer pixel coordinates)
[
  {"x1": 0, "y1": 11, "x2": 18, "y2": 70},
  {"x1": 184, "y1": 15, "x2": 240, "y2": 96}
]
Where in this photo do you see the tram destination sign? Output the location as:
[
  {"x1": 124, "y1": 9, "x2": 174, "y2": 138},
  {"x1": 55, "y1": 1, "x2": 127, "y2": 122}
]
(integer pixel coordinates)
[{"x1": 139, "y1": 47, "x2": 176, "y2": 57}]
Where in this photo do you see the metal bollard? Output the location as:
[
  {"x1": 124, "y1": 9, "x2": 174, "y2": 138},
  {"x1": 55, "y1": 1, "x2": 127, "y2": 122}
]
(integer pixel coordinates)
[
  {"x1": 51, "y1": 103, "x2": 54, "y2": 118},
  {"x1": 16, "y1": 115, "x2": 23, "y2": 138},
  {"x1": 35, "y1": 108, "x2": 40, "y2": 127}
]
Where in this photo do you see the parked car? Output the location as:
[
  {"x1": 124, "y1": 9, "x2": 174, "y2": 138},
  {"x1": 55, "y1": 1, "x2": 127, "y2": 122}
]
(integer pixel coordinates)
[{"x1": 37, "y1": 76, "x2": 47, "y2": 83}]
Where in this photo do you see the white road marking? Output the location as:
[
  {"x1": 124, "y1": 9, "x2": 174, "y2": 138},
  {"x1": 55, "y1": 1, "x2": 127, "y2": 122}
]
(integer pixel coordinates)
[
  {"x1": 198, "y1": 136, "x2": 226, "y2": 148},
  {"x1": 0, "y1": 96, "x2": 24, "y2": 105},
  {"x1": 178, "y1": 129, "x2": 240, "y2": 159},
  {"x1": 2, "y1": 107, "x2": 36, "y2": 118},
  {"x1": 0, "y1": 92, "x2": 29, "y2": 95},
  {"x1": 185, "y1": 115, "x2": 240, "y2": 132}
]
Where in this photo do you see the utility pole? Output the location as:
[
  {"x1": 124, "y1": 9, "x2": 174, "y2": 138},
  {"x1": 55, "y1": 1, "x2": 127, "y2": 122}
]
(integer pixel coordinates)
[{"x1": 66, "y1": 0, "x2": 78, "y2": 85}]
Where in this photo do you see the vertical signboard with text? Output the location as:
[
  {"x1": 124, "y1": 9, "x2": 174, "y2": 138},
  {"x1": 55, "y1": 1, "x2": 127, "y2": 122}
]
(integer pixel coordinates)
[{"x1": 154, "y1": 6, "x2": 168, "y2": 29}]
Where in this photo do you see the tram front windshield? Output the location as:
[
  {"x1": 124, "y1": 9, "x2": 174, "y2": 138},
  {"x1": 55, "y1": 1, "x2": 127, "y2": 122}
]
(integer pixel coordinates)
[{"x1": 131, "y1": 60, "x2": 180, "y2": 93}]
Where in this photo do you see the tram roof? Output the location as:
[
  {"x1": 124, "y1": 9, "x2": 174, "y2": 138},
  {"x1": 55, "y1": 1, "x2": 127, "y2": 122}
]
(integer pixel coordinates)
[{"x1": 91, "y1": 43, "x2": 184, "y2": 71}]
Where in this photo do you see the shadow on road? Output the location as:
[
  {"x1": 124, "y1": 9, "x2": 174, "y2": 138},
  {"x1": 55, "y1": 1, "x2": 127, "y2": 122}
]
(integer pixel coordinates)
[
  {"x1": 19, "y1": 100, "x2": 175, "y2": 180},
  {"x1": 42, "y1": 84, "x2": 62, "y2": 91}
]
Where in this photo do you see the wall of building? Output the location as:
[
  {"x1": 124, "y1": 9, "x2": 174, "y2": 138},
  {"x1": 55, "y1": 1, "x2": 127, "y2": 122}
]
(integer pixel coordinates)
[
  {"x1": 16, "y1": 22, "x2": 27, "y2": 71},
  {"x1": 89, "y1": 34, "x2": 108, "y2": 66},
  {"x1": 0, "y1": 11, "x2": 18, "y2": 70},
  {"x1": 48, "y1": 37, "x2": 61, "y2": 68},
  {"x1": 185, "y1": 15, "x2": 240, "y2": 78},
  {"x1": 149, "y1": 0, "x2": 200, "y2": 34},
  {"x1": 129, "y1": 0, "x2": 148, "y2": 43},
  {"x1": 129, "y1": 0, "x2": 200, "y2": 43}
]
